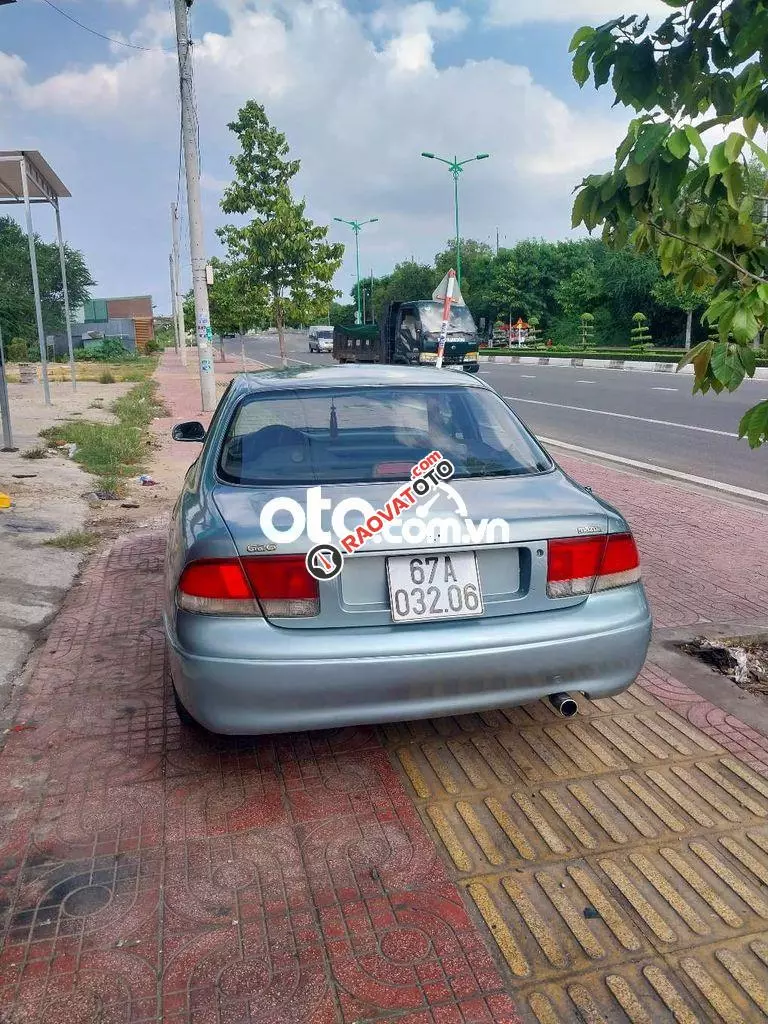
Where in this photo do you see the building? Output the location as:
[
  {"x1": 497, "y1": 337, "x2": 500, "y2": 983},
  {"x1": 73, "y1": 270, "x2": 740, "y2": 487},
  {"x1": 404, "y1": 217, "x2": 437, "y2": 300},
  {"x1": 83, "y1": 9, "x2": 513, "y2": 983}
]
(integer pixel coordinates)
[{"x1": 62, "y1": 294, "x2": 155, "y2": 355}]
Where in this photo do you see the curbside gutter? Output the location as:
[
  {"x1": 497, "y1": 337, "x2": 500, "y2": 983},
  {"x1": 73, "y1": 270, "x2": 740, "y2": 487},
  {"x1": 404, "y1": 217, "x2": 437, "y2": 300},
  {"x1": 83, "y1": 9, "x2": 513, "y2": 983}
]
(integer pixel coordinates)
[{"x1": 480, "y1": 354, "x2": 768, "y2": 379}]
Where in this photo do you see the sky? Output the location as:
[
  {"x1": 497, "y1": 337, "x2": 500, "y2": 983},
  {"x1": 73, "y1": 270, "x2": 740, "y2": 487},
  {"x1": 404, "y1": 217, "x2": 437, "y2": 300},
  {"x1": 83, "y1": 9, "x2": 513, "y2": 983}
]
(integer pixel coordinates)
[{"x1": 0, "y1": 0, "x2": 669, "y2": 316}]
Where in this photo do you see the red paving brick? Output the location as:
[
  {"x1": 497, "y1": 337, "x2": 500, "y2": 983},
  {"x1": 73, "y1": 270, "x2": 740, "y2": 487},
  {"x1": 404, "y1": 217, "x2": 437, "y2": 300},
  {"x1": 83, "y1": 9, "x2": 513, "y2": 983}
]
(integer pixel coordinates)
[{"x1": 1, "y1": 351, "x2": 767, "y2": 1022}]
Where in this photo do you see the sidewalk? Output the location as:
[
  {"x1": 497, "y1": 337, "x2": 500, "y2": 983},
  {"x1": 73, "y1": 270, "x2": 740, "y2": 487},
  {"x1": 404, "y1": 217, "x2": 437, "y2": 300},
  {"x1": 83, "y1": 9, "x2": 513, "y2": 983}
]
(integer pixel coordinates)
[{"x1": 1, "y1": 350, "x2": 768, "y2": 1023}]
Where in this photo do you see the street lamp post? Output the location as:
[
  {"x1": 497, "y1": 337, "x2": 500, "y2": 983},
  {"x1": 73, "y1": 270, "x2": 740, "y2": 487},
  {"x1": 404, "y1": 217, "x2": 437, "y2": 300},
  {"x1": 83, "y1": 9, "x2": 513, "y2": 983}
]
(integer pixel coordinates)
[
  {"x1": 333, "y1": 217, "x2": 378, "y2": 325},
  {"x1": 421, "y1": 152, "x2": 489, "y2": 288}
]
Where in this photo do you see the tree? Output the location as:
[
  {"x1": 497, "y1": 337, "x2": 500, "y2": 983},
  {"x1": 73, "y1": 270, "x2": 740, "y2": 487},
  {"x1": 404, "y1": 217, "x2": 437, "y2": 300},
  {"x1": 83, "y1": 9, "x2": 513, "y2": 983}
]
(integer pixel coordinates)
[
  {"x1": 570, "y1": 2, "x2": 768, "y2": 445},
  {"x1": 329, "y1": 301, "x2": 356, "y2": 327},
  {"x1": 371, "y1": 261, "x2": 436, "y2": 323},
  {"x1": 218, "y1": 101, "x2": 344, "y2": 367},
  {"x1": 0, "y1": 216, "x2": 94, "y2": 342}
]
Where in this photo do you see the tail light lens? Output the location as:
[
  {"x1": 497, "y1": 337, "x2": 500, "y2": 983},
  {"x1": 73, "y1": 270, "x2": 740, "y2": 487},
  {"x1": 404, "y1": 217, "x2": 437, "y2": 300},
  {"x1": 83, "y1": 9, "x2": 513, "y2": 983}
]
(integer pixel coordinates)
[
  {"x1": 547, "y1": 533, "x2": 640, "y2": 598},
  {"x1": 243, "y1": 555, "x2": 319, "y2": 618},
  {"x1": 177, "y1": 556, "x2": 319, "y2": 617}
]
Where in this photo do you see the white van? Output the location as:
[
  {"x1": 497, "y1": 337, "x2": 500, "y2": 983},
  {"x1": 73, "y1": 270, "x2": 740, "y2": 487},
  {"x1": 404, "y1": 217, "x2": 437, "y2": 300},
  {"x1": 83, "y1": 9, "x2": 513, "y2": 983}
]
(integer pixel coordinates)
[{"x1": 309, "y1": 326, "x2": 334, "y2": 353}]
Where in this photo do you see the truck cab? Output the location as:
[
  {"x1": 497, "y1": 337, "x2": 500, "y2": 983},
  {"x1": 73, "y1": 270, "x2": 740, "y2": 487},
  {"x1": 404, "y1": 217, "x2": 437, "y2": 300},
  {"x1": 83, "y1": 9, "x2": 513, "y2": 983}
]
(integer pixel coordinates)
[
  {"x1": 394, "y1": 301, "x2": 479, "y2": 371},
  {"x1": 333, "y1": 301, "x2": 480, "y2": 372}
]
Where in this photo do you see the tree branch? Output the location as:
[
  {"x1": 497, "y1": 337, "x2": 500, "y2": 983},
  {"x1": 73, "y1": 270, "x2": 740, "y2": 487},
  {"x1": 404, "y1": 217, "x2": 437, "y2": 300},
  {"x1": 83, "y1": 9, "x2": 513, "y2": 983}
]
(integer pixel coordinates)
[{"x1": 648, "y1": 220, "x2": 768, "y2": 285}]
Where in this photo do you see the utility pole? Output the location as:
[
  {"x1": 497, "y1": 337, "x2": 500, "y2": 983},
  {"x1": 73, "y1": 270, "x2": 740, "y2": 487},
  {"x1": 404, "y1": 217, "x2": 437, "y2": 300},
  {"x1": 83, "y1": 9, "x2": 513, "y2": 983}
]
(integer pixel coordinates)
[
  {"x1": 169, "y1": 254, "x2": 179, "y2": 353},
  {"x1": 0, "y1": 326, "x2": 15, "y2": 452},
  {"x1": 53, "y1": 201, "x2": 76, "y2": 391},
  {"x1": 173, "y1": 0, "x2": 215, "y2": 410},
  {"x1": 421, "y1": 152, "x2": 489, "y2": 289},
  {"x1": 170, "y1": 202, "x2": 187, "y2": 365}
]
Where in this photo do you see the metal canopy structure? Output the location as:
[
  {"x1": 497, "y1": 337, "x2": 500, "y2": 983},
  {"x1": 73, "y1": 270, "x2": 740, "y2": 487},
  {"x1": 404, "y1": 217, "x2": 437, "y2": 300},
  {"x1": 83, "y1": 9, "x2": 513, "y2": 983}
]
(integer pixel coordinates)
[{"x1": 0, "y1": 150, "x2": 76, "y2": 405}]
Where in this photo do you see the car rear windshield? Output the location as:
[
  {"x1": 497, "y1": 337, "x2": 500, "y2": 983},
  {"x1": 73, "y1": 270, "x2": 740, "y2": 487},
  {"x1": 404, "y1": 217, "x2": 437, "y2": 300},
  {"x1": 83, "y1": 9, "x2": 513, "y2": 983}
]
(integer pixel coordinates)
[{"x1": 217, "y1": 385, "x2": 552, "y2": 486}]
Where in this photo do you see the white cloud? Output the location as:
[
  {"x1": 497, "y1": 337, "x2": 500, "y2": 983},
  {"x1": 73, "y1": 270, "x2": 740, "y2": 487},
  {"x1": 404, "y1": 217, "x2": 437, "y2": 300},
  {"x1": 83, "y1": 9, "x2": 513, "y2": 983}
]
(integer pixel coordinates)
[
  {"x1": 486, "y1": 0, "x2": 671, "y2": 26},
  {"x1": 372, "y1": 2, "x2": 467, "y2": 73},
  {"x1": 0, "y1": 0, "x2": 624, "y2": 309}
]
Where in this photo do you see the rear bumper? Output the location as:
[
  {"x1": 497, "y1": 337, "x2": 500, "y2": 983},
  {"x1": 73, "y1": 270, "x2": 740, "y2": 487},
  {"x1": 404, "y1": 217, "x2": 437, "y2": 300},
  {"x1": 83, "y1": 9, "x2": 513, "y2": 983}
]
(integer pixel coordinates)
[{"x1": 165, "y1": 585, "x2": 651, "y2": 735}]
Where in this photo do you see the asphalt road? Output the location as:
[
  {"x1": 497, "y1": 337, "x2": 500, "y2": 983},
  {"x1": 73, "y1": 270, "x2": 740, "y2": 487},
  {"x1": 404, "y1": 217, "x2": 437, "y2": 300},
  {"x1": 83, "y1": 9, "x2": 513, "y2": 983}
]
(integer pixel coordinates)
[{"x1": 224, "y1": 332, "x2": 768, "y2": 493}]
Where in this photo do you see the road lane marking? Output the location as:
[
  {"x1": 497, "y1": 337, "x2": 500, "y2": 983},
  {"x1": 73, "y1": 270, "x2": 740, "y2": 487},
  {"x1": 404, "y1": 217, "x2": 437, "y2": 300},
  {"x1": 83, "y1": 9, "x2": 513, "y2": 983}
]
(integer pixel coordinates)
[
  {"x1": 520, "y1": 374, "x2": 537, "y2": 378},
  {"x1": 503, "y1": 395, "x2": 736, "y2": 437},
  {"x1": 576, "y1": 380, "x2": 595, "y2": 384},
  {"x1": 538, "y1": 437, "x2": 768, "y2": 506},
  {"x1": 652, "y1": 387, "x2": 678, "y2": 391}
]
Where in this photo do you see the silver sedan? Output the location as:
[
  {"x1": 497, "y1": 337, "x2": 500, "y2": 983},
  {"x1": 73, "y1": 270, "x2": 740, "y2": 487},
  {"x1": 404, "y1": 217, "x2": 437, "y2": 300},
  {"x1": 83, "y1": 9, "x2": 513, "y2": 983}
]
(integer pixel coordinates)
[{"x1": 164, "y1": 366, "x2": 651, "y2": 734}]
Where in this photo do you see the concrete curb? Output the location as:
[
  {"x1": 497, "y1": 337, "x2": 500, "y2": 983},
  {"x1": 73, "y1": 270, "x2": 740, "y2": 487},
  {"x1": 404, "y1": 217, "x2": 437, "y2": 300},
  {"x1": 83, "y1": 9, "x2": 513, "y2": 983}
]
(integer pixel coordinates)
[{"x1": 480, "y1": 354, "x2": 768, "y2": 379}]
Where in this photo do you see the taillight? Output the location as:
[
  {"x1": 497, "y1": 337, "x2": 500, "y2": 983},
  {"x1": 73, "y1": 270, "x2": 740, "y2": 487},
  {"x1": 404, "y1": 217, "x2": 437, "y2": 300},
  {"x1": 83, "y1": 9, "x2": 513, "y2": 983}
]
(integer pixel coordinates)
[
  {"x1": 243, "y1": 555, "x2": 319, "y2": 618},
  {"x1": 177, "y1": 555, "x2": 319, "y2": 617},
  {"x1": 547, "y1": 533, "x2": 640, "y2": 598}
]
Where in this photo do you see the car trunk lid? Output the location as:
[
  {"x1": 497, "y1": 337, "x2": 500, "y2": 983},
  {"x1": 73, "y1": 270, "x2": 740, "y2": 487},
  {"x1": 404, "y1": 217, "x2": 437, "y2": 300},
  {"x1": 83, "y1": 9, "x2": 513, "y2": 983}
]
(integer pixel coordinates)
[{"x1": 213, "y1": 470, "x2": 607, "y2": 629}]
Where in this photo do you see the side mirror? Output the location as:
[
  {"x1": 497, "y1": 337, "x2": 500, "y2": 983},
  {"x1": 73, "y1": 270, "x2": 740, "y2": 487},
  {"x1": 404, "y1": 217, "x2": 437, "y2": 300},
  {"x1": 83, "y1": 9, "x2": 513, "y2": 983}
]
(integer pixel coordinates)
[{"x1": 172, "y1": 420, "x2": 206, "y2": 443}]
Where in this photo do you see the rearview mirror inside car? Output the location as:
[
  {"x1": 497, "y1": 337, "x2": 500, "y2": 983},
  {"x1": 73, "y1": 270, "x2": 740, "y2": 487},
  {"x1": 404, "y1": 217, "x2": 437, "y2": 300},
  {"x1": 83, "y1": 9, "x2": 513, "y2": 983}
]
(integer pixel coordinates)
[{"x1": 172, "y1": 421, "x2": 206, "y2": 442}]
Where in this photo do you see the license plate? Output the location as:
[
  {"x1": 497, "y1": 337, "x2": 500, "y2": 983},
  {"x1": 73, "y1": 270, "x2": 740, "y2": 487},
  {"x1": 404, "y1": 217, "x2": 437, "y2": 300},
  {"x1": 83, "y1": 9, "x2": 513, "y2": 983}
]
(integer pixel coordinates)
[{"x1": 386, "y1": 552, "x2": 484, "y2": 623}]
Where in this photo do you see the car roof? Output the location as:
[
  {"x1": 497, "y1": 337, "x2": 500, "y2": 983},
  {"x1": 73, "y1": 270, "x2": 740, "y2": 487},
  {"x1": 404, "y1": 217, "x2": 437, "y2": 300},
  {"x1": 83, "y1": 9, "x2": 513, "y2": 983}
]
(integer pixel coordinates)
[{"x1": 234, "y1": 365, "x2": 490, "y2": 392}]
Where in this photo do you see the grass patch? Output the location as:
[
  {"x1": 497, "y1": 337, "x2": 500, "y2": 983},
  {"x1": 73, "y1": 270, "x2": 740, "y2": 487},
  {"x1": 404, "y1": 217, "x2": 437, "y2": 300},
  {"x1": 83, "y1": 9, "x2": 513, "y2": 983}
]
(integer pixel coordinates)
[
  {"x1": 5, "y1": 358, "x2": 158, "y2": 384},
  {"x1": 39, "y1": 380, "x2": 167, "y2": 485},
  {"x1": 98, "y1": 371, "x2": 116, "y2": 384},
  {"x1": 21, "y1": 446, "x2": 47, "y2": 460},
  {"x1": 43, "y1": 530, "x2": 99, "y2": 550}
]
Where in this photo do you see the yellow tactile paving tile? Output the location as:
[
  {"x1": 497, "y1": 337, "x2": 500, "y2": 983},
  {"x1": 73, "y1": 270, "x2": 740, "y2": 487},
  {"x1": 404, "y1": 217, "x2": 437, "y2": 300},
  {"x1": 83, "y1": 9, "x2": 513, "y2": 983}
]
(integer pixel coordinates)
[{"x1": 382, "y1": 686, "x2": 768, "y2": 1022}]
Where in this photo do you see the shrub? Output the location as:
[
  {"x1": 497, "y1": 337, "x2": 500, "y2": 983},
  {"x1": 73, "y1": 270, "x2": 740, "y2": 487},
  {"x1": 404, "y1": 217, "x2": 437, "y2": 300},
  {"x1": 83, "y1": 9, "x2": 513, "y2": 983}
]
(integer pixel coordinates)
[
  {"x1": 98, "y1": 370, "x2": 116, "y2": 384},
  {"x1": 7, "y1": 337, "x2": 28, "y2": 361}
]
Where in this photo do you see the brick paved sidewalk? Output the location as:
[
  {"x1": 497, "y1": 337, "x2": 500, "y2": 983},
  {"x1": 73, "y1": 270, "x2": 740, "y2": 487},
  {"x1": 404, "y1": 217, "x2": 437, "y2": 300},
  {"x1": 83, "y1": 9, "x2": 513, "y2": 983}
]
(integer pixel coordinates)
[{"x1": 1, "y1": 352, "x2": 768, "y2": 1023}]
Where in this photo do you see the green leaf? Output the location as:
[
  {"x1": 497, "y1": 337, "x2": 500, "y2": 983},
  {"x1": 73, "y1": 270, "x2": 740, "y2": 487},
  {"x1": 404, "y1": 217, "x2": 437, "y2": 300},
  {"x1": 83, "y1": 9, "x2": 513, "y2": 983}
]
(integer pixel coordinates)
[
  {"x1": 572, "y1": 46, "x2": 592, "y2": 87},
  {"x1": 724, "y1": 132, "x2": 745, "y2": 163},
  {"x1": 684, "y1": 124, "x2": 707, "y2": 160},
  {"x1": 722, "y1": 162, "x2": 744, "y2": 209},
  {"x1": 634, "y1": 122, "x2": 671, "y2": 163},
  {"x1": 569, "y1": 26, "x2": 596, "y2": 52},
  {"x1": 738, "y1": 400, "x2": 768, "y2": 448},
  {"x1": 710, "y1": 342, "x2": 746, "y2": 391},
  {"x1": 666, "y1": 128, "x2": 690, "y2": 159},
  {"x1": 747, "y1": 139, "x2": 768, "y2": 172},
  {"x1": 731, "y1": 304, "x2": 760, "y2": 344},
  {"x1": 757, "y1": 283, "x2": 768, "y2": 303},
  {"x1": 708, "y1": 142, "x2": 729, "y2": 175},
  {"x1": 738, "y1": 346, "x2": 757, "y2": 378},
  {"x1": 625, "y1": 161, "x2": 650, "y2": 186},
  {"x1": 571, "y1": 188, "x2": 591, "y2": 229}
]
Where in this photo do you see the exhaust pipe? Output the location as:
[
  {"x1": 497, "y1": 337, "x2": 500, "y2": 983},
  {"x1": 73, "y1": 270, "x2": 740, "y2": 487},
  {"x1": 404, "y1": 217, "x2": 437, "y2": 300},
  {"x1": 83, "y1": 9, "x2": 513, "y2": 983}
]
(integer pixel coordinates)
[{"x1": 549, "y1": 692, "x2": 578, "y2": 718}]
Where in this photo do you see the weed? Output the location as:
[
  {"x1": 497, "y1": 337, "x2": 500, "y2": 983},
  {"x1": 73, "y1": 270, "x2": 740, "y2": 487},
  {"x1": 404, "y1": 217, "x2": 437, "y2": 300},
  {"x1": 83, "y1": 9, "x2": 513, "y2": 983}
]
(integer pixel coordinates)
[
  {"x1": 21, "y1": 446, "x2": 47, "y2": 460},
  {"x1": 39, "y1": 380, "x2": 165, "y2": 487},
  {"x1": 43, "y1": 530, "x2": 98, "y2": 550},
  {"x1": 98, "y1": 371, "x2": 116, "y2": 384},
  {"x1": 95, "y1": 475, "x2": 127, "y2": 498}
]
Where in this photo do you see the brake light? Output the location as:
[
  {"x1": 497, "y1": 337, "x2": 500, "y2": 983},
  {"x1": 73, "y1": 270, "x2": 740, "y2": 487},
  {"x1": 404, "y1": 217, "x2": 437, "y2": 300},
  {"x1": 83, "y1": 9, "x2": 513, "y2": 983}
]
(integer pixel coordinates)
[
  {"x1": 243, "y1": 555, "x2": 319, "y2": 618},
  {"x1": 177, "y1": 559, "x2": 258, "y2": 615},
  {"x1": 177, "y1": 555, "x2": 319, "y2": 617},
  {"x1": 547, "y1": 533, "x2": 640, "y2": 598}
]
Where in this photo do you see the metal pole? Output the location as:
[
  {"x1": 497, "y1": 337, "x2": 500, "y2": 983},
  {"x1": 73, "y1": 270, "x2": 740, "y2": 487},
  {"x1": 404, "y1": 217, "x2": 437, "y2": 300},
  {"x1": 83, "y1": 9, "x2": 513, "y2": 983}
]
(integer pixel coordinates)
[
  {"x1": 174, "y1": 0, "x2": 214, "y2": 409},
  {"x1": 453, "y1": 162, "x2": 461, "y2": 288},
  {"x1": 53, "y1": 201, "x2": 76, "y2": 391},
  {"x1": 20, "y1": 156, "x2": 51, "y2": 405},
  {"x1": 171, "y1": 203, "x2": 187, "y2": 366},
  {"x1": 354, "y1": 226, "x2": 362, "y2": 325},
  {"x1": 169, "y1": 254, "x2": 179, "y2": 353},
  {"x1": 0, "y1": 325, "x2": 15, "y2": 451}
]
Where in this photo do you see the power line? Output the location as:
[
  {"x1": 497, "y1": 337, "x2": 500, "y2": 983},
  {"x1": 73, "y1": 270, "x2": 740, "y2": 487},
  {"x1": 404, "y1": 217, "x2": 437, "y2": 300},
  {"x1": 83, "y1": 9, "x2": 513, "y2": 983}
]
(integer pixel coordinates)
[{"x1": 41, "y1": 0, "x2": 172, "y2": 53}]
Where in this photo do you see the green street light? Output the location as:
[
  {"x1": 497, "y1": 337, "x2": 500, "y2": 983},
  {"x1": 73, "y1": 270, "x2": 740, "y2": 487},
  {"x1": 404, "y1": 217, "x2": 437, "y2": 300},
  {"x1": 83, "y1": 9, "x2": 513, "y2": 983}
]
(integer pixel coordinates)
[
  {"x1": 421, "y1": 152, "x2": 490, "y2": 288},
  {"x1": 333, "y1": 216, "x2": 379, "y2": 325}
]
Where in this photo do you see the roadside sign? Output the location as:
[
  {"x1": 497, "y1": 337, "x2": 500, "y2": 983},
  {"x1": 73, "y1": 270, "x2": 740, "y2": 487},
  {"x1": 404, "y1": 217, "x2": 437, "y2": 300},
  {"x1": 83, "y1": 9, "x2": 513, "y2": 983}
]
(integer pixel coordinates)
[{"x1": 433, "y1": 271, "x2": 466, "y2": 307}]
